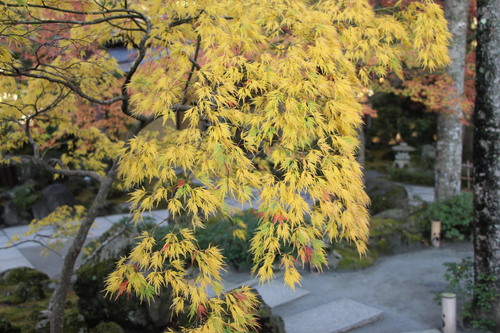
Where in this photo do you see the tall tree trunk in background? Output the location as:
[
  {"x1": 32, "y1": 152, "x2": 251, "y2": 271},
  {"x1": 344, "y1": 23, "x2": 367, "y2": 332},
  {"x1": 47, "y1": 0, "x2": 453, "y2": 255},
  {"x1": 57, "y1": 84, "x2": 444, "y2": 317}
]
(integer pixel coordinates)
[
  {"x1": 473, "y1": 0, "x2": 500, "y2": 327},
  {"x1": 435, "y1": 0, "x2": 468, "y2": 201}
]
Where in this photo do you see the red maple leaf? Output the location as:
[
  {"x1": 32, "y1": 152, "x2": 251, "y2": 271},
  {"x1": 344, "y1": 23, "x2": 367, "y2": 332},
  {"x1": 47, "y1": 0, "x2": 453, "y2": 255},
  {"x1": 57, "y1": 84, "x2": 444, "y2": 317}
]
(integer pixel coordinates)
[
  {"x1": 173, "y1": 180, "x2": 186, "y2": 190},
  {"x1": 303, "y1": 247, "x2": 313, "y2": 263},
  {"x1": 115, "y1": 281, "x2": 130, "y2": 300},
  {"x1": 233, "y1": 291, "x2": 248, "y2": 303},
  {"x1": 161, "y1": 242, "x2": 170, "y2": 252},
  {"x1": 196, "y1": 304, "x2": 207, "y2": 322},
  {"x1": 272, "y1": 214, "x2": 286, "y2": 224}
]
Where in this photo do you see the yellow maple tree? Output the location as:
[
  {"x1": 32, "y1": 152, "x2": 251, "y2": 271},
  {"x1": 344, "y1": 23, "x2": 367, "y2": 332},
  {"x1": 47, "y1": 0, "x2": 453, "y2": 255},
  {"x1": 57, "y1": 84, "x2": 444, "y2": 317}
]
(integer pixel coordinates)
[{"x1": 0, "y1": 0, "x2": 450, "y2": 332}]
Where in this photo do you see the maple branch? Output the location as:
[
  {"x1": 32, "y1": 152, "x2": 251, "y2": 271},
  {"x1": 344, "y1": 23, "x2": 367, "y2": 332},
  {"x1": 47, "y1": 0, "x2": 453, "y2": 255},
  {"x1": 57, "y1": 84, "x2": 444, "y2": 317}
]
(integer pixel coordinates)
[
  {"x1": 0, "y1": 239, "x2": 63, "y2": 257},
  {"x1": 172, "y1": 104, "x2": 192, "y2": 112},
  {"x1": 0, "y1": 1, "x2": 141, "y2": 16},
  {"x1": 182, "y1": 35, "x2": 202, "y2": 105},
  {"x1": 0, "y1": 14, "x2": 144, "y2": 27},
  {"x1": 4, "y1": 91, "x2": 107, "y2": 183},
  {"x1": 1, "y1": 69, "x2": 125, "y2": 106},
  {"x1": 119, "y1": 13, "x2": 152, "y2": 124},
  {"x1": 8, "y1": 154, "x2": 108, "y2": 183}
]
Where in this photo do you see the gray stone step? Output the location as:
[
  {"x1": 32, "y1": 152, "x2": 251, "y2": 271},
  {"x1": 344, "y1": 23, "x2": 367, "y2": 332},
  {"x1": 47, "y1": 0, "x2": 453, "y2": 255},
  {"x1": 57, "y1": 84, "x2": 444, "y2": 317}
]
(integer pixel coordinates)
[
  {"x1": 253, "y1": 279, "x2": 311, "y2": 308},
  {"x1": 283, "y1": 298, "x2": 383, "y2": 333},
  {"x1": 208, "y1": 276, "x2": 311, "y2": 309}
]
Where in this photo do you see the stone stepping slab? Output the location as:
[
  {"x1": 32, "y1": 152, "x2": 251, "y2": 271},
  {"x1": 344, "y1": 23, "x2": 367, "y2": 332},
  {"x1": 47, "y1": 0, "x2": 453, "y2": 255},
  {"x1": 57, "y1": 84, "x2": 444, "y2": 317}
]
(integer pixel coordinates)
[
  {"x1": 208, "y1": 276, "x2": 311, "y2": 309},
  {"x1": 253, "y1": 279, "x2": 311, "y2": 308},
  {"x1": 283, "y1": 298, "x2": 383, "y2": 333}
]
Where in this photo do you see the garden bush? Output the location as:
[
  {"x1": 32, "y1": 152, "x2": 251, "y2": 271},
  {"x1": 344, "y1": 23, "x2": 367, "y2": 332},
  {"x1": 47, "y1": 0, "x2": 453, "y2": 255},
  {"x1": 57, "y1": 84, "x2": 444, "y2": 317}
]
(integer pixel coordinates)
[
  {"x1": 442, "y1": 258, "x2": 498, "y2": 331},
  {"x1": 196, "y1": 210, "x2": 260, "y2": 271},
  {"x1": 423, "y1": 192, "x2": 473, "y2": 240}
]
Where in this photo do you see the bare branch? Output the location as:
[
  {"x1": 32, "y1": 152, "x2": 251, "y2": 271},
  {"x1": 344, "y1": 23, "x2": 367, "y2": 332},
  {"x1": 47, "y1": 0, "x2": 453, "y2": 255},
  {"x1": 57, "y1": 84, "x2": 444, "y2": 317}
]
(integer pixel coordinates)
[
  {"x1": 0, "y1": 239, "x2": 63, "y2": 258},
  {"x1": 0, "y1": 14, "x2": 144, "y2": 27},
  {"x1": 119, "y1": 11, "x2": 152, "y2": 124},
  {"x1": 4, "y1": 154, "x2": 107, "y2": 183},
  {"x1": 1, "y1": 69, "x2": 125, "y2": 106}
]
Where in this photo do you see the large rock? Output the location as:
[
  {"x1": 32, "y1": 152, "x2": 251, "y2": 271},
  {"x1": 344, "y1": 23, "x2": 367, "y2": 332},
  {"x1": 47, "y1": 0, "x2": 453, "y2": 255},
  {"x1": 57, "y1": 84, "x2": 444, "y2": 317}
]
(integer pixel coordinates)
[
  {"x1": 31, "y1": 183, "x2": 78, "y2": 219},
  {"x1": 365, "y1": 178, "x2": 409, "y2": 215},
  {"x1": 0, "y1": 181, "x2": 38, "y2": 226},
  {"x1": 16, "y1": 162, "x2": 51, "y2": 188},
  {"x1": 1, "y1": 266, "x2": 49, "y2": 285},
  {"x1": 369, "y1": 217, "x2": 423, "y2": 255},
  {"x1": 251, "y1": 288, "x2": 286, "y2": 333},
  {"x1": 372, "y1": 208, "x2": 409, "y2": 221},
  {"x1": 0, "y1": 200, "x2": 31, "y2": 226}
]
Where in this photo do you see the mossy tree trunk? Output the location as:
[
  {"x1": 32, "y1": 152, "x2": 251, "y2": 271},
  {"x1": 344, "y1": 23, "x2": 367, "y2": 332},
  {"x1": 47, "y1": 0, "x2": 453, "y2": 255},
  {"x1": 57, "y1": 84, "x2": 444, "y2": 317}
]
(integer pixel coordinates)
[
  {"x1": 473, "y1": 0, "x2": 500, "y2": 327},
  {"x1": 435, "y1": 0, "x2": 468, "y2": 201}
]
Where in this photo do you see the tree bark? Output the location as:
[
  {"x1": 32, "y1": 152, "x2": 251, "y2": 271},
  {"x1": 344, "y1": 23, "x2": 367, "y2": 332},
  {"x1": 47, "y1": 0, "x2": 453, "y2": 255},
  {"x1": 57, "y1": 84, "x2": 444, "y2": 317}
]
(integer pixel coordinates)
[
  {"x1": 435, "y1": 0, "x2": 468, "y2": 201},
  {"x1": 49, "y1": 167, "x2": 117, "y2": 333},
  {"x1": 473, "y1": 0, "x2": 500, "y2": 327}
]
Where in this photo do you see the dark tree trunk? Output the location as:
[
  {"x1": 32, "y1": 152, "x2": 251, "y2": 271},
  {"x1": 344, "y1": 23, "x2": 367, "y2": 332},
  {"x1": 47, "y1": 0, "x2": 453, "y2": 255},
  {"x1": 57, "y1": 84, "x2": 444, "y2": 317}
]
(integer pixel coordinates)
[
  {"x1": 435, "y1": 0, "x2": 468, "y2": 201},
  {"x1": 473, "y1": 0, "x2": 500, "y2": 327},
  {"x1": 356, "y1": 118, "x2": 367, "y2": 171}
]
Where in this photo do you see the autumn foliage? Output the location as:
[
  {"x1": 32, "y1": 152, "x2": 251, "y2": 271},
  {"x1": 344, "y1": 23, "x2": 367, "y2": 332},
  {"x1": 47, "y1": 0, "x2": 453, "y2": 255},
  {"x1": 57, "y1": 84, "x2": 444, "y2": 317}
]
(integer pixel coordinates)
[{"x1": 0, "y1": 0, "x2": 450, "y2": 331}]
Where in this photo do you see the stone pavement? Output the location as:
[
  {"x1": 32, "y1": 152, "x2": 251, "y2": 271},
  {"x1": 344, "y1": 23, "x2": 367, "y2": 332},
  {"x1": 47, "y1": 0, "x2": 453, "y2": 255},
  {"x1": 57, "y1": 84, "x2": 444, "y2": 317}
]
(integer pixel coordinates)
[{"x1": 1, "y1": 183, "x2": 462, "y2": 333}]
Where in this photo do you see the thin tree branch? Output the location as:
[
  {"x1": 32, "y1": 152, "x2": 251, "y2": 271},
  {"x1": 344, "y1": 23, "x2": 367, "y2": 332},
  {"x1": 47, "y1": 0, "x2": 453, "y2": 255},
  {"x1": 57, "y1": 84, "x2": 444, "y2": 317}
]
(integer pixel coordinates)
[
  {"x1": 0, "y1": 14, "x2": 143, "y2": 27},
  {"x1": 0, "y1": 239, "x2": 63, "y2": 258},
  {"x1": 0, "y1": 1, "x2": 146, "y2": 19},
  {"x1": 182, "y1": 35, "x2": 202, "y2": 105},
  {"x1": 1, "y1": 70, "x2": 125, "y2": 106},
  {"x1": 119, "y1": 11, "x2": 152, "y2": 123}
]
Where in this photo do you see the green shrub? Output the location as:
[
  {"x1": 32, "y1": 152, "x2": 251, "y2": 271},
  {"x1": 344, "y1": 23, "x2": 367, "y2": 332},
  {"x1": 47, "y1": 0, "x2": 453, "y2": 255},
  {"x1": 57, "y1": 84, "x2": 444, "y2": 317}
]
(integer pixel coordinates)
[
  {"x1": 196, "y1": 210, "x2": 260, "y2": 271},
  {"x1": 11, "y1": 184, "x2": 40, "y2": 211},
  {"x1": 423, "y1": 192, "x2": 473, "y2": 240},
  {"x1": 442, "y1": 258, "x2": 498, "y2": 331}
]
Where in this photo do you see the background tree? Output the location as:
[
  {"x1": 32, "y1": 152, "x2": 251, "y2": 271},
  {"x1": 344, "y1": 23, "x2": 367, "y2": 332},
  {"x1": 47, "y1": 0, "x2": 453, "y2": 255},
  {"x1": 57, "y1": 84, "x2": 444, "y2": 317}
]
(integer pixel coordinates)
[
  {"x1": 473, "y1": 0, "x2": 500, "y2": 327},
  {"x1": 434, "y1": 0, "x2": 468, "y2": 201},
  {"x1": 0, "y1": 1, "x2": 450, "y2": 332}
]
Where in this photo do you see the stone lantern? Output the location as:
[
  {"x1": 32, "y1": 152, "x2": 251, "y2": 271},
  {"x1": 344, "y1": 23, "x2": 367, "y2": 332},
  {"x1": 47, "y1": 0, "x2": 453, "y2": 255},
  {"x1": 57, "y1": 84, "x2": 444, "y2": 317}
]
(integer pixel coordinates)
[{"x1": 392, "y1": 142, "x2": 416, "y2": 168}]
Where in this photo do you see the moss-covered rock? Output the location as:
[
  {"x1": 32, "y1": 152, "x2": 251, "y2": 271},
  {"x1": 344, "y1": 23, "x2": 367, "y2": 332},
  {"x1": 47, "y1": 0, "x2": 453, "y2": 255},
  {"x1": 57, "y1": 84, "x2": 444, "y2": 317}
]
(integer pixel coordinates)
[
  {"x1": 3, "y1": 282, "x2": 45, "y2": 305},
  {"x1": 365, "y1": 179, "x2": 409, "y2": 215},
  {"x1": 1, "y1": 267, "x2": 49, "y2": 285},
  {"x1": 0, "y1": 268, "x2": 49, "y2": 305},
  {"x1": 63, "y1": 308, "x2": 88, "y2": 333},
  {"x1": 335, "y1": 247, "x2": 376, "y2": 270},
  {"x1": 369, "y1": 217, "x2": 422, "y2": 254}
]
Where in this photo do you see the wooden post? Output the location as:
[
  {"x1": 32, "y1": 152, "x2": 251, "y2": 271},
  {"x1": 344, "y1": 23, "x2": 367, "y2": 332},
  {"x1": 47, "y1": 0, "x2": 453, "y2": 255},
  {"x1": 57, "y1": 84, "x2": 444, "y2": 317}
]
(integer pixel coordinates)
[{"x1": 431, "y1": 220, "x2": 441, "y2": 247}]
